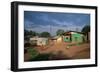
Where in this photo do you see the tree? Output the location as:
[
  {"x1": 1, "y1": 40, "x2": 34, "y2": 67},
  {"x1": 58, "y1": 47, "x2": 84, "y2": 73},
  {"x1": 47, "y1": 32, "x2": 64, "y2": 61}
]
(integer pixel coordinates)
[
  {"x1": 24, "y1": 30, "x2": 37, "y2": 41},
  {"x1": 40, "y1": 32, "x2": 51, "y2": 37},
  {"x1": 24, "y1": 29, "x2": 29, "y2": 36},
  {"x1": 24, "y1": 30, "x2": 36, "y2": 36},
  {"x1": 81, "y1": 25, "x2": 90, "y2": 42},
  {"x1": 24, "y1": 29, "x2": 30, "y2": 41},
  {"x1": 81, "y1": 25, "x2": 90, "y2": 34},
  {"x1": 56, "y1": 29, "x2": 64, "y2": 36},
  {"x1": 29, "y1": 31, "x2": 36, "y2": 36}
]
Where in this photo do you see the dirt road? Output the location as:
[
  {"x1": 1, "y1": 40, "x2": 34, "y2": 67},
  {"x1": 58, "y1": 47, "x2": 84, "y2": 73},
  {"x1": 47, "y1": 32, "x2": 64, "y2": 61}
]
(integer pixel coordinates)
[{"x1": 36, "y1": 42, "x2": 90, "y2": 59}]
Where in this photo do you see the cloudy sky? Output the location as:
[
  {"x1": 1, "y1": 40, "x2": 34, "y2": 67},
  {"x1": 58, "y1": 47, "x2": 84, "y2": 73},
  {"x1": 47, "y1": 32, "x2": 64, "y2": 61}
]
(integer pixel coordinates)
[{"x1": 24, "y1": 11, "x2": 90, "y2": 36}]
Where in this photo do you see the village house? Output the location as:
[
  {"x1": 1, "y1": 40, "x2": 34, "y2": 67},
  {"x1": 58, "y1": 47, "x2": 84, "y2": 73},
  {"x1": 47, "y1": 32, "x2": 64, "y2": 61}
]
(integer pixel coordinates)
[
  {"x1": 63, "y1": 31, "x2": 85, "y2": 43},
  {"x1": 30, "y1": 36, "x2": 49, "y2": 46},
  {"x1": 29, "y1": 31, "x2": 90, "y2": 46},
  {"x1": 50, "y1": 31, "x2": 87, "y2": 43},
  {"x1": 49, "y1": 31, "x2": 87, "y2": 44}
]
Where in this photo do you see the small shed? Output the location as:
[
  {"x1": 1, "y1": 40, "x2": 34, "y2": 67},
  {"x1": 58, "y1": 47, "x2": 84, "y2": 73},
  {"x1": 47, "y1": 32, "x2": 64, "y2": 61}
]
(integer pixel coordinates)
[{"x1": 51, "y1": 36, "x2": 63, "y2": 44}]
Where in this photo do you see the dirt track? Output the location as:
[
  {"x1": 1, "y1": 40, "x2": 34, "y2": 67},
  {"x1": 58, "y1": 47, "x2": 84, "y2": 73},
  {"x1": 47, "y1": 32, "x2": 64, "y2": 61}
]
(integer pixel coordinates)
[{"x1": 36, "y1": 42, "x2": 90, "y2": 59}]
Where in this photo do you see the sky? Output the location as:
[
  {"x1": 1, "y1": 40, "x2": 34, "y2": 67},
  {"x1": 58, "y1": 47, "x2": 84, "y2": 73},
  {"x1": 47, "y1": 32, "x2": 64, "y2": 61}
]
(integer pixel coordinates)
[{"x1": 24, "y1": 11, "x2": 90, "y2": 36}]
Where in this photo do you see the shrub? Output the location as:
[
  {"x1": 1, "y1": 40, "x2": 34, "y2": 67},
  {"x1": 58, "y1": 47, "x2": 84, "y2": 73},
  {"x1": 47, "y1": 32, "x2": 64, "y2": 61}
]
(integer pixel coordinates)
[
  {"x1": 24, "y1": 43, "x2": 31, "y2": 47},
  {"x1": 24, "y1": 49, "x2": 27, "y2": 54},
  {"x1": 29, "y1": 53, "x2": 51, "y2": 61},
  {"x1": 27, "y1": 48, "x2": 39, "y2": 59}
]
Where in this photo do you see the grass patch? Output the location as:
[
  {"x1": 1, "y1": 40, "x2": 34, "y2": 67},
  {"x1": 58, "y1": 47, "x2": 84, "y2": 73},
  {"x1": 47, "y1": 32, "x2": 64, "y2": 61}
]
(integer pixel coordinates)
[
  {"x1": 27, "y1": 48, "x2": 39, "y2": 59},
  {"x1": 29, "y1": 53, "x2": 51, "y2": 61}
]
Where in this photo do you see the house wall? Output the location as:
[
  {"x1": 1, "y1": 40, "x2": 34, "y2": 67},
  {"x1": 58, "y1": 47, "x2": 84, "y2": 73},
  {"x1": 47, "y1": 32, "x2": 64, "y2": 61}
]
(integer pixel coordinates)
[
  {"x1": 37, "y1": 38, "x2": 48, "y2": 46},
  {"x1": 56, "y1": 37, "x2": 63, "y2": 43},
  {"x1": 63, "y1": 36, "x2": 71, "y2": 42},
  {"x1": 30, "y1": 37, "x2": 37, "y2": 45},
  {"x1": 30, "y1": 37, "x2": 49, "y2": 46},
  {"x1": 63, "y1": 32, "x2": 84, "y2": 43},
  {"x1": 71, "y1": 32, "x2": 84, "y2": 43}
]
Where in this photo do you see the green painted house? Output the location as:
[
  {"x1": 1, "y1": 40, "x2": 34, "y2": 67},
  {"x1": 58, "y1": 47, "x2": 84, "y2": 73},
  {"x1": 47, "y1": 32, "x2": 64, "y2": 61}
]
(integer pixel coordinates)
[{"x1": 63, "y1": 31, "x2": 84, "y2": 43}]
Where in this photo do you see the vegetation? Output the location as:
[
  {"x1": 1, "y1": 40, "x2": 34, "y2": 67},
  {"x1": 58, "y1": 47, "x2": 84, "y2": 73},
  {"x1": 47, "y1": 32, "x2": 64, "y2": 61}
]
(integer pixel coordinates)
[
  {"x1": 28, "y1": 51, "x2": 70, "y2": 61},
  {"x1": 24, "y1": 29, "x2": 51, "y2": 38},
  {"x1": 56, "y1": 29, "x2": 64, "y2": 36},
  {"x1": 40, "y1": 32, "x2": 51, "y2": 37},
  {"x1": 24, "y1": 43, "x2": 31, "y2": 47},
  {"x1": 24, "y1": 30, "x2": 37, "y2": 36},
  {"x1": 29, "y1": 53, "x2": 51, "y2": 61},
  {"x1": 29, "y1": 31, "x2": 37, "y2": 36},
  {"x1": 24, "y1": 29, "x2": 38, "y2": 41},
  {"x1": 81, "y1": 25, "x2": 90, "y2": 34},
  {"x1": 27, "y1": 48, "x2": 51, "y2": 61},
  {"x1": 81, "y1": 25, "x2": 90, "y2": 42},
  {"x1": 27, "y1": 48, "x2": 39, "y2": 59}
]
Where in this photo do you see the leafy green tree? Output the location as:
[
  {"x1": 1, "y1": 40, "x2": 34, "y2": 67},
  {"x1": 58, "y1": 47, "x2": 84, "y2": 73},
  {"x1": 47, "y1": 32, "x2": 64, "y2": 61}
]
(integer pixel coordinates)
[
  {"x1": 40, "y1": 32, "x2": 51, "y2": 37},
  {"x1": 28, "y1": 31, "x2": 35, "y2": 36},
  {"x1": 81, "y1": 25, "x2": 90, "y2": 33},
  {"x1": 24, "y1": 29, "x2": 38, "y2": 40},
  {"x1": 56, "y1": 29, "x2": 64, "y2": 36}
]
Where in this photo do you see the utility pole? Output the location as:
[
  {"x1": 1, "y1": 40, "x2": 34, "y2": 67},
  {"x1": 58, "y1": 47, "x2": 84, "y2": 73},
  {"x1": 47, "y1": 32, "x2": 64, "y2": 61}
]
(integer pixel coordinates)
[{"x1": 50, "y1": 24, "x2": 52, "y2": 35}]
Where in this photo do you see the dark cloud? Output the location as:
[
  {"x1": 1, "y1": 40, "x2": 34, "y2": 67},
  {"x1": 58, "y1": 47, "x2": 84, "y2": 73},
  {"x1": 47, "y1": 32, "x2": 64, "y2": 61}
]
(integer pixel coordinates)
[{"x1": 24, "y1": 11, "x2": 90, "y2": 35}]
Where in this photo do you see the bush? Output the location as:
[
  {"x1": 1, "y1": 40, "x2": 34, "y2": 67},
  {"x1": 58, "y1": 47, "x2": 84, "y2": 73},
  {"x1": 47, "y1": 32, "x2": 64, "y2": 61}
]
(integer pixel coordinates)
[
  {"x1": 27, "y1": 48, "x2": 39, "y2": 58},
  {"x1": 24, "y1": 49, "x2": 27, "y2": 54},
  {"x1": 29, "y1": 53, "x2": 51, "y2": 61},
  {"x1": 24, "y1": 43, "x2": 31, "y2": 47}
]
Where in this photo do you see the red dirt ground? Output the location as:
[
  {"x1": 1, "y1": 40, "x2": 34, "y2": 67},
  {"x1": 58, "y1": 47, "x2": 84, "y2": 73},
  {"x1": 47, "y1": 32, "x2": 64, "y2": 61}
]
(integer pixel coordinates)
[
  {"x1": 24, "y1": 42, "x2": 90, "y2": 61},
  {"x1": 35, "y1": 42, "x2": 90, "y2": 59}
]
